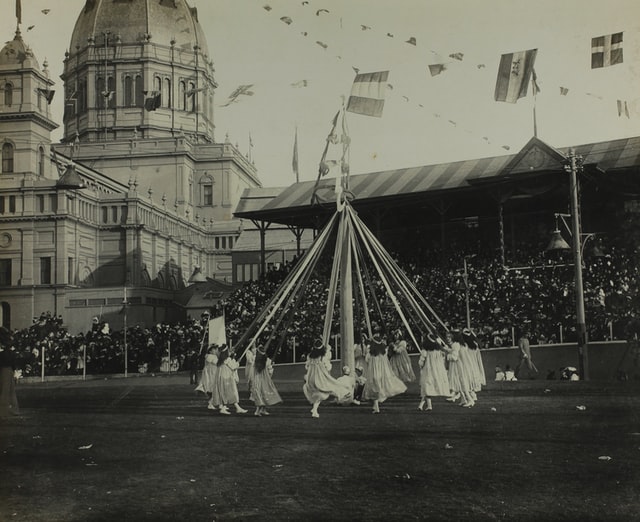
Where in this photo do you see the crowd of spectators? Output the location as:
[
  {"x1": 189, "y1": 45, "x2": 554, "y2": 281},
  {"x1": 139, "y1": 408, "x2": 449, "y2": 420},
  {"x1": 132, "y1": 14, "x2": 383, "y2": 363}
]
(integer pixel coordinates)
[{"x1": 4, "y1": 231, "x2": 639, "y2": 377}]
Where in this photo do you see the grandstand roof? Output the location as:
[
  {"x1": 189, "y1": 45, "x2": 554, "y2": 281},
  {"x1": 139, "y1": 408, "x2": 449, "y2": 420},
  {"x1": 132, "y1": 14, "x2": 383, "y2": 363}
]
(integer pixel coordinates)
[{"x1": 235, "y1": 135, "x2": 640, "y2": 227}]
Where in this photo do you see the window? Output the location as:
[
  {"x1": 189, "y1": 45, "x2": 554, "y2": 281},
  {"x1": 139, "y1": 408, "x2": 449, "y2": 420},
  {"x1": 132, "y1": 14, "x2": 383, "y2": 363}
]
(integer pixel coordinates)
[
  {"x1": 40, "y1": 257, "x2": 52, "y2": 284},
  {"x1": 4, "y1": 83, "x2": 12, "y2": 106},
  {"x1": 124, "y1": 76, "x2": 133, "y2": 106},
  {"x1": 38, "y1": 147, "x2": 45, "y2": 176},
  {"x1": 0, "y1": 259, "x2": 11, "y2": 285},
  {"x1": 9, "y1": 196, "x2": 15, "y2": 213},
  {"x1": 108, "y1": 76, "x2": 116, "y2": 108},
  {"x1": 163, "y1": 78, "x2": 171, "y2": 108},
  {"x1": 203, "y1": 184, "x2": 213, "y2": 206},
  {"x1": 188, "y1": 81, "x2": 195, "y2": 112},
  {"x1": 2, "y1": 143, "x2": 14, "y2": 173},
  {"x1": 135, "y1": 75, "x2": 144, "y2": 107},
  {"x1": 68, "y1": 257, "x2": 74, "y2": 285},
  {"x1": 37, "y1": 195, "x2": 45, "y2": 213},
  {"x1": 0, "y1": 197, "x2": 4, "y2": 214},
  {"x1": 179, "y1": 80, "x2": 186, "y2": 110}
]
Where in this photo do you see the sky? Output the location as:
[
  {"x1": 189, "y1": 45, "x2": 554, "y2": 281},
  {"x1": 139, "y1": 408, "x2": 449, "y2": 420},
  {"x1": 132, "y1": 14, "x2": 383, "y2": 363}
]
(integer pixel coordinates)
[{"x1": 3, "y1": 0, "x2": 640, "y2": 188}]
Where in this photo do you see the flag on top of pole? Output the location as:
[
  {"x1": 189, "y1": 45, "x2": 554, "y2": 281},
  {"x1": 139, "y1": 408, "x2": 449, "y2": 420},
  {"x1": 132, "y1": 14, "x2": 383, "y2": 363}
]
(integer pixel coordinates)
[
  {"x1": 494, "y1": 49, "x2": 538, "y2": 103},
  {"x1": 208, "y1": 316, "x2": 227, "y2": 347},
  {"x1": 16, "y1": 0, "x2": 22, "y2": 24},
  {"x1": 346, "y1": 71, "x2": 389, "y2": 117},
  {"x1": 591, "y1": 32, "x2": 623, "y2": 68}
]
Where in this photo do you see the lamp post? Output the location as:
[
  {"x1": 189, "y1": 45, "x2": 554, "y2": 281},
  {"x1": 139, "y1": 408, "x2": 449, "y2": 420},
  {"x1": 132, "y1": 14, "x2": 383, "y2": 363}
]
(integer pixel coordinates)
[{"x1": 566, "y1": 149, "x2": 589, "y2": 380}]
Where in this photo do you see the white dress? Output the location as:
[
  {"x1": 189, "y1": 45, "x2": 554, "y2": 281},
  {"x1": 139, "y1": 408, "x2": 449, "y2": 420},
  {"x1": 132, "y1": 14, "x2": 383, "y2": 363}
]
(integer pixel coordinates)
[
  {"x1": 303, "y1": 352, "x2": 351, "y2": 404},
  {"x1": 363, "y1": 347, "x2": 407, "y2": 402},
  {"x1": 251, "y1": 358, "x2": 282, "y2": 407},
  {"x1": 418, "y1": 348, "x2": 450, "y2": 397},
  {"x1": 195, "y1": 353, "x2": 217, "y2": 394}
]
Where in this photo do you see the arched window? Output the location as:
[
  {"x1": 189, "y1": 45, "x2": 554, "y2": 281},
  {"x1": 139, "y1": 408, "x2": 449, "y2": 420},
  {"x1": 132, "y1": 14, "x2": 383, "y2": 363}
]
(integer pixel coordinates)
[
  {"x1": 163, "y1": 78, "x2": 171, "y2": 108},
  {"x1": 107, "y1": 76, "x2": 116, "y2": 108},
  {"x1": 80, "y1": 79, "x2": 87, "y2": 113},
  {"x1": 2, "y1": 143, "x2": 14, "y2": 173},
  {"x1": 124, "y1": 76, "x2": 133, "y2": 107},
  {"x1": 96, "y1": 77, "x2": 105, "y2": 108},
  {"x1": 135, "y1": 75, "x2": 144, "y2": 107},
  {"x1": 188, "y1": 81, "x2": 196, "y2": 112},
  {"x1": 38, "y1": 146, "x2": 45, "y2": 176},
  {"x1": 179, "y1": 80, "x2": 186, "y2": 110},
  {"x1": 4, "y1": 83, "x2": 12, "y2": 106}
]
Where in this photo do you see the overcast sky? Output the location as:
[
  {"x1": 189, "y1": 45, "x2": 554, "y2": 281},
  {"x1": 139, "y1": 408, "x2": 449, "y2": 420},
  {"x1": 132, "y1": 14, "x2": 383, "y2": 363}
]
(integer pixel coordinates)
[{"x1": 3, "y1": 0, "x2": 640, "y2": 188}]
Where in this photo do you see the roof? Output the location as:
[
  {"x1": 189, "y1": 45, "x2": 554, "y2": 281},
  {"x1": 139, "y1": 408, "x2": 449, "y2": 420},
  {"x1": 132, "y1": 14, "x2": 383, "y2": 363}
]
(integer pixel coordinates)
[
  {"x1": 233, "y1": 227, "x2": 314, "y2": 252},
  {"x1": 234, "y1": 135, "x2": 640, "y2": 227}
]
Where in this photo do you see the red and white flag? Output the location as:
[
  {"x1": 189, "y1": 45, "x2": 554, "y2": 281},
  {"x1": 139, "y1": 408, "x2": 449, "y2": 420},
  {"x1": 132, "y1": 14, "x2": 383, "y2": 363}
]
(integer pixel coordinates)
[
  {"x1": 494, "y1": 49, "x2": 538, "y2": 103},
  {"x1": 346, "y1": 71, "x2": 389, "y2": 117},
  {"x1": 592, "y1": 32, "x2": 623, "y2": 68}
]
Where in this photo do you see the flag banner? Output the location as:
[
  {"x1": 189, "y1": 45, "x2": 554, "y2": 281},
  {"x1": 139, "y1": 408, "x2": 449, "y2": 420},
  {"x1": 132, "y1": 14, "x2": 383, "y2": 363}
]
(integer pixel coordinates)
[
  {"x1": 560, "y1": 86, "x2": 569, "y2": 96},
  {"x1": 617, "y1": 100, "x2": 630, "y2": 118},
  {"x1": 144, "y1": 92, "x2": 161, "y2": 111},
  {"x1": 494, "y1": 48, "x2": 538, "y2": 103},
  {"x1": 428, "y1": 63, "x2": 447, "y2": 76},
  {"x1": 346, "y1": 71, "x2": 389, "y2": 117},
  {"x1": 208, "y1": 316, "x2": 227, "y2": 347},
  {"x1": 592, "y1": 32, "x2": 623, "y2": 68}
]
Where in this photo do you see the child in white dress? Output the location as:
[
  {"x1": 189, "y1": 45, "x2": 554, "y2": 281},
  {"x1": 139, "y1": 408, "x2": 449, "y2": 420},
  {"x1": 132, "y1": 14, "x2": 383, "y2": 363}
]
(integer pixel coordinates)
[
  {"x1": 417, "y1": 333, "x2": 450, "y2": 411},
  {"x1": 214, "y1": 346, "x2": 248, "y2": 415},
  {"x1": 389, "y1": 329, "x2": 416, "y2": 383},
  {"x1": 303, "y1": 340, "x2": 351, "y2": 418},
  {"x1": 195, "y1": 345, "x2": 218, "y2": 410},
  {"x1": 363, "y1": 332, "x2": 407, "y2": 414},
  {"x1": 251, "y1": 346, "x2": 282, "y2": 416}
]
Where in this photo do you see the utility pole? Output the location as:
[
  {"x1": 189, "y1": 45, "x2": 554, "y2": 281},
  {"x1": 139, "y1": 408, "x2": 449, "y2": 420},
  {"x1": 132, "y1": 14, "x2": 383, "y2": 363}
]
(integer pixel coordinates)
[{"x1": 566, "y1": 149, "x2": 588, "y2": 380}]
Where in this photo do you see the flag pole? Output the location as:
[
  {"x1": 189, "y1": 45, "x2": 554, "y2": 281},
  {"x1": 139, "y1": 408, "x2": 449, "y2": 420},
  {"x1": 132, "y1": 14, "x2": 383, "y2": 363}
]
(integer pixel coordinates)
[{"x1": 532, "y1": 71, "x2": 539, "y2": 138}]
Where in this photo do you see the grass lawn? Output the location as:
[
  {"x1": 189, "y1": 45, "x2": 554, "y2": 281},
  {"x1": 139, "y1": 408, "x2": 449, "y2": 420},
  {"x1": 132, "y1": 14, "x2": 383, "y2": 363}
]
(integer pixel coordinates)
[{"x1": 1, "y1": 375, "x2": 639, "y2": 521}]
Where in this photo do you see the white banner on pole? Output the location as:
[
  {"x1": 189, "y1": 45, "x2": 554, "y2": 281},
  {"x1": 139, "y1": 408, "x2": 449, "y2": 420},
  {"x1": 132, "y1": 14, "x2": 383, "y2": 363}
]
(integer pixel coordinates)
[{"x1": 208, "y1": 316, "x2": 227, "y2": 347}]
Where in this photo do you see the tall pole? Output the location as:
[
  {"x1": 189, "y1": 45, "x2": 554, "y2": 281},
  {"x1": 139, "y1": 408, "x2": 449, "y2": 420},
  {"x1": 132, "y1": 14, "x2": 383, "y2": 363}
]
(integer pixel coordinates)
[
  {"x1": 567, "y1": 149, "x2": 588, "y2": 380},
  {"x1": 123, "y1": 286, "x2": 128, "y2": 378}
]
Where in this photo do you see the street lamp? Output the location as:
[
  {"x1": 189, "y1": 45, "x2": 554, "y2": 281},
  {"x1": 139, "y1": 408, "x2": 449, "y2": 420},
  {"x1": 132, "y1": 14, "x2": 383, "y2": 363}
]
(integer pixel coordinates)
[{"x1": 548, "y1": 150, "x2": 589, "y2": 380}]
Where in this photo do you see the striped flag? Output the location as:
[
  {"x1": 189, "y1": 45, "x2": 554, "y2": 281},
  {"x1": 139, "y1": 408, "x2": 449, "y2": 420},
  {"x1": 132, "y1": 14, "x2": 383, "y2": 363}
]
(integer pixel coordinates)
[
  {"x1": 346, "y1": 71, "x2": 389, "y2": 117},
  {"x1": 592, "y1": 32, "x2": 623, "y2": 68},
  {"x1": 494, "y1": 49, "x2": 538, "y2": 103}
]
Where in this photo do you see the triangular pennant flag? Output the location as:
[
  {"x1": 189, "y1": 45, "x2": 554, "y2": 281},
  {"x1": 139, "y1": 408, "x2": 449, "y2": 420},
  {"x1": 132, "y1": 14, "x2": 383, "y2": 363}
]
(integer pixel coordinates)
[
  {"x1": 617, "y1": 100, "x2": 630, "y2": 118},
  {"x1": 494, "y1": 49, "x2": 538, "y2": 103},
  {"x1": 346, "y1": 71, "x2": 389, "y2": 117},
  {"x1": 428, "y1": 64, "x2": 447, "y2": 76},
  {"x1": 449, "y1": 52, "x2": 464, "y2": 61},
  {"x1": 560, "y1": 86, "x2": 569, "y2": 96}
]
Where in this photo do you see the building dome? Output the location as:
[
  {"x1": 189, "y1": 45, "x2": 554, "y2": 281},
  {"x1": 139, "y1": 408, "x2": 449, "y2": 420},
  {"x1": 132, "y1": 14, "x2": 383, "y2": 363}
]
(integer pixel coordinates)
[
  {"x1": 62, "y1": 0, "x2": 216, "y2": 144},
  {"x1": 70, "y1": 0, "x2": 209, "y2": 57},
  {"x1": 0, "y1": 29, "x2": 39, "y2": 68}
]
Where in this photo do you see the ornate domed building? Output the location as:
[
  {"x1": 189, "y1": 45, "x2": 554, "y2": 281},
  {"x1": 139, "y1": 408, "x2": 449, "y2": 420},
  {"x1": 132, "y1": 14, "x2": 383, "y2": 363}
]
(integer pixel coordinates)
[{"x1": 0, "y1": 0, "x2": 265, "y2": 333}]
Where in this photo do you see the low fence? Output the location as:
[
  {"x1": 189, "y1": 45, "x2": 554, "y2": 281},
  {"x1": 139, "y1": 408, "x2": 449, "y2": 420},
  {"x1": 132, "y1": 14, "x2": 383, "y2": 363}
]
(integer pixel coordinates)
[{"x1": 20, "y1": 340, "x2": 637, "y2": 384}]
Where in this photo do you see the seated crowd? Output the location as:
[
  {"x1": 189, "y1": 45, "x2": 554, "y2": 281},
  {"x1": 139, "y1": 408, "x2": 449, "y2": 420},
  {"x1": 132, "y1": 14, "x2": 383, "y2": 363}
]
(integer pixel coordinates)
[{"x1": 4, "y1": 233, "x2": 639, "y2": 378}]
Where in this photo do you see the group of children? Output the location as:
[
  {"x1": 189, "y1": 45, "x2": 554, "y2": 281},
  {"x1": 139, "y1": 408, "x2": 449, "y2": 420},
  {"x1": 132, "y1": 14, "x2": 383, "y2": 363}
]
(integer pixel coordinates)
[{"x1": 195, "y1": 327, "x2": 486, "y2": 418}]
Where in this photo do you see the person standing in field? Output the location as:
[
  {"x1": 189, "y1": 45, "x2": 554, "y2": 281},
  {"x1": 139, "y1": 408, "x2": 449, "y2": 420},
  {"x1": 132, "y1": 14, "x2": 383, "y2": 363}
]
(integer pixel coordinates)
[
  {"x1": 303, "y1": 339, "x2": 351, "y2": 418},
  {"x1": 363, "y1": 331, "x2": 407, "y2": 414},
  {"x1": 417, "y1": 332, "x2": 450, "y2": 411},
  {"x1": 515, "y1": 330, "x2": 538, "y2": 379},
  {"x1": 251, "y1": 345, "x2": 282, "y2": 416}
]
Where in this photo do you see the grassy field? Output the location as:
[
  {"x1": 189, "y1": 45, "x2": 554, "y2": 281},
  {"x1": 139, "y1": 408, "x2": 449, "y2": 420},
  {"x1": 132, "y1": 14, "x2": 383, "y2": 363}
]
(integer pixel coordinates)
[{"x1": 1, "y1": 375, "x2": 639, "y2": 522}]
